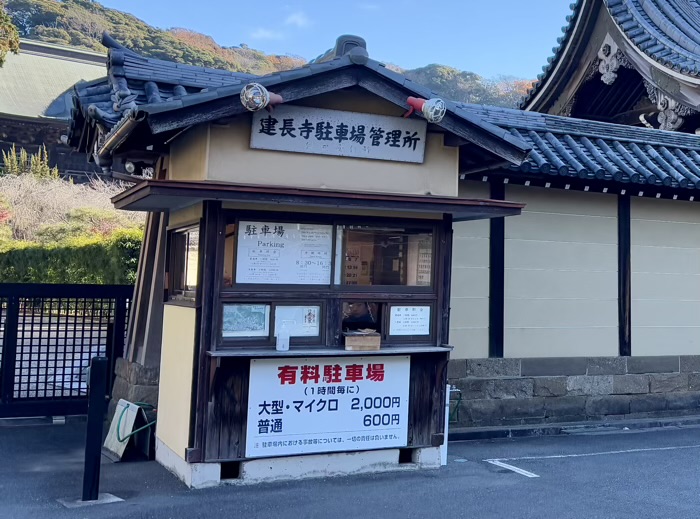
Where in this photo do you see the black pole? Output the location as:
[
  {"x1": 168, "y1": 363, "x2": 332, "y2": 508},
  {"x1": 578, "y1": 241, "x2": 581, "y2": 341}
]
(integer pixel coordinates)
[
  {"x1": 489, "y1": 182, "x2": 506, "y2": 358},
  {"x1": 82, "y1": 356, "x2": 108, "y2": 502},
  {"x1": 618, "y1": 194, "x2": 632, "y2": 356}
]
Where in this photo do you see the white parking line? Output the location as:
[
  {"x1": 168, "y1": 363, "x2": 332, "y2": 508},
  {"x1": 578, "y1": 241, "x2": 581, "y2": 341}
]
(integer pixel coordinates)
[
  {"x1": 484, "y1": 459, "x2": 540, "y2": 478},
  {"x1": 494, "y1": 444, "x2": 700, "y2": 462}
]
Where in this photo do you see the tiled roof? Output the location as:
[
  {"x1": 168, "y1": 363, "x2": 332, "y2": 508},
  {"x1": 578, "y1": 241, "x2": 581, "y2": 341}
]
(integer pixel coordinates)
[
  {"x1": 519, "y1": 0, "x2": 586, "y2": 109},
  {"x1": 521, "y1": 0, "x2": 700, "y2": 109},
  {"x1": 607, "y1": 0, "x2": 700, "y2": 75},
  {"x1": 0, "y1": 40, "x2": 104, "y2": 120},
  {"x1": 460, "y1": 104, "x2": 700, "y2": 189},
  {"x1": 72, "y1": 34, "x2": 253, "y2": 128},
  {"x1": 70, "y1": 34, "x2": 529, "y2": 163}
]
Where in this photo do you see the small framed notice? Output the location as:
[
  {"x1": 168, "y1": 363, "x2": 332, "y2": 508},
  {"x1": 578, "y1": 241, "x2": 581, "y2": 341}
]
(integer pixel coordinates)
[
  {"x1": 389, "y1": 305, "x2": 431, "y2": 336},
  {"x1": 274, "y1": 305, "x2": 321, "y2": 338},
  {"x1": 222, "y1": 304, "x2": 270, "y2": 338}
]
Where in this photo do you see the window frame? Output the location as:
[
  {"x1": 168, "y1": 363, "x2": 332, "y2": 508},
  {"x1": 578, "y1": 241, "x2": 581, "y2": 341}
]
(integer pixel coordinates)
[
  {"x1": 213, "y1": 209, "x2": 443, "y2": 351},
  {"x1": 166, "y1": 223, "x2": 201, "y2": 302}
]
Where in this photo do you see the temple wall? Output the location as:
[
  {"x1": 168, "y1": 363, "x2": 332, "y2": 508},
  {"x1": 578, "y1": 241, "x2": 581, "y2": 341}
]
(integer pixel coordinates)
[
  {"x1": 450, "y1": 181, "x2": 491, "y2": 359},
  {"x1": 503, "y1": 186, "x2": 618, "y2": 358},
  {"x1": 631, "y1": 197, "x2": 700, "y2": 356}
]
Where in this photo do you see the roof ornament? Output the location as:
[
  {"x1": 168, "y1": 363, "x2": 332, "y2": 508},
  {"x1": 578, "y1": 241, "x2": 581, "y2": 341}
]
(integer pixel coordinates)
[
  {"x1": 404, "y1": 96, "x2": 447, "y2": 123},
  {"x1": 240, "y1": 83, "x2": 284, "y2": 112},
  {"x1": 598, "y1": 43, "x2": 619, "y2": 85},
  {"x1": 644, "y1": 80, "x2": 696, "y2": 131},
  {"x1": 594, "y1": 36, "x2": 634, "y2": 86}
]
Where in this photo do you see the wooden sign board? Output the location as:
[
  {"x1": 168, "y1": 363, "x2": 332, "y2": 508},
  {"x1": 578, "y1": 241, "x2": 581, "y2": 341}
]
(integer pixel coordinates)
[{"x1": 251, "y1": 105, "x2": 427, "y2": 163}]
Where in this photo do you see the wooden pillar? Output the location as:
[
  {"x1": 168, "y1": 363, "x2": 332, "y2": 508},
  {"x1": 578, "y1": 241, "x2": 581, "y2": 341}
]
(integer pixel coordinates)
[
  {"x1": 618, "y1": 194, "x2": 631, "y2": 356},
  {"x1": 189, "y1": 201, "x2": 223, "y2": 460},
  {"x1": 489, "y1": 182, "x2": 505, "y2": 358},
  {"x1": 439, "y1": 214, "x2": 454, "y2": 347},
  {"x1": 125, "y1": 211, "x2": 167, "y2": 368},
  {"x1": 138, "y1": 212, "x2": 167, "y2": 367}
]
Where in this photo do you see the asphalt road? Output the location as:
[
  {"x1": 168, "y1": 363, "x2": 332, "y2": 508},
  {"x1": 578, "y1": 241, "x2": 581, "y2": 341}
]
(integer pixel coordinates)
[{"x1": 1, "y1": 421, "x2": 699, "y2": 518}]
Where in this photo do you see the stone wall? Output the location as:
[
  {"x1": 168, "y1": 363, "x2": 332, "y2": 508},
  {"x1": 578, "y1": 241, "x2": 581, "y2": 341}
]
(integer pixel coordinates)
[
  {"x1": 448, "y1": 356, "x2": 700, "y2": 427},
  {"x1": 108, "y1": 358, "x2": 160, "y2": 420}
]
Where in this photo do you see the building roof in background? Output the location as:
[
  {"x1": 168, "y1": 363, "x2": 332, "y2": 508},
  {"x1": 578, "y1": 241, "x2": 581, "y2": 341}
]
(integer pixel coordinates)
[
  {"x1": 520, "y1": 0, "x2": 590, "y2": 109},
  {"x1": 521, "y1": 0, "x2": 700, "y2": 110},
  {"x1": 608, "y1": 0, "x2": 700, "y2": 75},
  {"x1": 0, "y1": 40, "x2": 105, "y2": 121},
  {"x1": 461, "y1": 104, "x2": 700, "y2": 190}
]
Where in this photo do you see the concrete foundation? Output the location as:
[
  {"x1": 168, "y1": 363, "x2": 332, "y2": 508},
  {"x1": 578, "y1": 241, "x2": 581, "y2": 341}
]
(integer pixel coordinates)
[
  {"x1": 155, "y1": 437, "x2": 441, "y2": 489},
  {"x1": 448, "y1": 356, "x2": 700, "y2": 428}
]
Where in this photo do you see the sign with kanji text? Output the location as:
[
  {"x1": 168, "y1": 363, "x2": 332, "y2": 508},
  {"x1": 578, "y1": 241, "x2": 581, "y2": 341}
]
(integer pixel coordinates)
[
  {"x1": 245, "y1": 356, "x2": 410, "y2": 458},
  {"x1": 250, "y1": 105, "x2": 427, "y2": 163},
  {"x1": 236, "y1": 221, "x2": 333, "y2": 285}
]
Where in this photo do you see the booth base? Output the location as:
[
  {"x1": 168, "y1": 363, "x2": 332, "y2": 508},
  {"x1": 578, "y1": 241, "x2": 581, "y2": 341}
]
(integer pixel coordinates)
[{"x1": 155, "y1": 438, "x2": 441, "y2": 489}]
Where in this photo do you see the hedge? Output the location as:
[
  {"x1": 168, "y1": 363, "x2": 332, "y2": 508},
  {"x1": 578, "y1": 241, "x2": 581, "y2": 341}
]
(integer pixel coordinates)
[{"x1": 0, "y1": 228, "x2": 142, "y2": 284}]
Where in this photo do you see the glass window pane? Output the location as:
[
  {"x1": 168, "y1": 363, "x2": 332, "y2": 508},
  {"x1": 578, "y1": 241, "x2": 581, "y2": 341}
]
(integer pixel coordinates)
[
  {"x1": 223, "y1": 224, "x2": 236, "y2": 287},
  {"x1": 222, "y1": 304, "x2": 270, "y2": 338},
  {"x1": 184, "y1": 230, "x2": 199, "y2": 290},
  {"x1": 342, "y1": 302, "x2": 382, "y2": 333},
  {"x1": 340, "y1": 226, "x2": 433, "y2": 286}
]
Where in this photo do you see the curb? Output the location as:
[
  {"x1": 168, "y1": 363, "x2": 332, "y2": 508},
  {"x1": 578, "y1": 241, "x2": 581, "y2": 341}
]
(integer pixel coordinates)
[{"x1": 448, "y1": 416, "x2": 700, "y2": 442}]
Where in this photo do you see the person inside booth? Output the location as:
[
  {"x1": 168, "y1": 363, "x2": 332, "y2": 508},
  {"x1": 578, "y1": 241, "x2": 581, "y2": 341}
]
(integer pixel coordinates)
[{"x1": 342, "y1": 302, "x2": 380, "y2": 332}]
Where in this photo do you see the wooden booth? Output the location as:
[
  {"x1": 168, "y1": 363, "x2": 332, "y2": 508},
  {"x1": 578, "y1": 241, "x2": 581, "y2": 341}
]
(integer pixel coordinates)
[{"x1": 70, "y1": 35, "x2": 528, "y2": 486}]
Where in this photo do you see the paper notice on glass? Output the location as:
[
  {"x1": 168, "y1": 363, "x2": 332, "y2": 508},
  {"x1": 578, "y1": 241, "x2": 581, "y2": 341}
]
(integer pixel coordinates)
[
  {"x1": 389, "y1": 306, "x2": 431, "y2": 336},
  {"x1": 274, "y1": 306, "x2": 320, "y2": 337},
  {"x1": 236, "y1": 221, "x2": 333, "y2": 285}
]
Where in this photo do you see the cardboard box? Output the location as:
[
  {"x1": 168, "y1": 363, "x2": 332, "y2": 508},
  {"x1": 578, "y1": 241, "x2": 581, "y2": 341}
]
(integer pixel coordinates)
[{"x1": 343, "y1": 332, "x2": 381, "y2": 351}]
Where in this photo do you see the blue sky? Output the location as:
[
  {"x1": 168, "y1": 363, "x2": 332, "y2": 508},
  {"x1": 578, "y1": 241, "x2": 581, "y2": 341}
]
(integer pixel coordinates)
[{"x1": 99, "y1": 0, "x2": 573, "y2": 79}]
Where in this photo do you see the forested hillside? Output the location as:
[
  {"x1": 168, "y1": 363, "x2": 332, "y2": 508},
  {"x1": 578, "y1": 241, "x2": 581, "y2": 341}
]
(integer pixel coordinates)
[{"x1": 5, "y1": 0, "x2": 531, "y2": 105}]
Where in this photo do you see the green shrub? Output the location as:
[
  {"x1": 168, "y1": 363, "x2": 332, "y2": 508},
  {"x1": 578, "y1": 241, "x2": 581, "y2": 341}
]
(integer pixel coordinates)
[
  {"x1": 1, "y1": 144, "x2": 59, "y2": 178},
  {"x1": 0, "y1": 227, "x2": 142, "y2": 284}
]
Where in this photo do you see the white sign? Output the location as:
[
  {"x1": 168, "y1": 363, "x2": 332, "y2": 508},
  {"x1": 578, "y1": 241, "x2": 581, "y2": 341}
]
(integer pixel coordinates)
[
  {"x1": 236, "y1": 221, "x2": 332, "y2": 284},
  {"x1": 390, "y1": 306, "x2": 431, "y2": 336},
  {"x1": 250, "y1": 105, "x2": 427, "y2": 163},
  {"x1": 274, "y1": 305, "x2": 320, "y2": 338},
  {"x1": 245, "y1": 356, "x2": 410, "y2": 458}
]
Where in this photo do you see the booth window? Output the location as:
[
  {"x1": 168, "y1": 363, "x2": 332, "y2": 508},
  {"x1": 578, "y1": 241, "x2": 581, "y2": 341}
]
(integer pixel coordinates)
[
  {"x1": 217, "y1": 213, "x2": 438, "y2": 349},
  {"x1": 339, "y1": 225, "x2": 433, "y2": 286},
  {"x1": 168, "y1": 226, "x2": 200, "y2": 298}
]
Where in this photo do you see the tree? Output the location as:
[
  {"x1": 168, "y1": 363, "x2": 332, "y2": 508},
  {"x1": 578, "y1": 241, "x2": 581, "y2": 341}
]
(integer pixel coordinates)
[
  {"x1": 0, "y1": 0, "x2": 19, "y2": 67},
  {"x1": 1, "y1": 145, "x2": 59, "y2": 179}
]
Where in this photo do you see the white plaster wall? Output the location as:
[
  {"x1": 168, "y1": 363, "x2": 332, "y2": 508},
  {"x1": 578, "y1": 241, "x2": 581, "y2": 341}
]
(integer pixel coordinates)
[
  {"x1": 504, "y1": 186, "x2": 618, "y2": 358},
  {"x1": 631, "y1": 197, "x2": 700, "y2": 356},
  {"x1": 157, "y1": 304, "x2": 197, "y2": 459},
  {"x1": 450, "y1": 181, "x2": 490, "y2": 359}
]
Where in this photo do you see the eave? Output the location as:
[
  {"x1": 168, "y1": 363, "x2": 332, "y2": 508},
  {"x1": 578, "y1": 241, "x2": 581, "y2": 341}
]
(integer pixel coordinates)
[{"x1": 112, "y1": 180, "x2": 525, "y2": 222}]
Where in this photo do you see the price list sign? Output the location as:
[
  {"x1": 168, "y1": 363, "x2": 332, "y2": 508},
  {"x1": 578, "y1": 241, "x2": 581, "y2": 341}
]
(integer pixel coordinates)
[
  {"x1": 245, "y1": 356, "x2": 410, "y2": 458},
  {"x1": 236, "y1": 221, "x2": 332, "y2": 285}
]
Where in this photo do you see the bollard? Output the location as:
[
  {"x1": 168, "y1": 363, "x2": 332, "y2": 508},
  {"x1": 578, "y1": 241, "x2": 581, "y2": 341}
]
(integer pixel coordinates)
[{"x1": 82, "y1": 356, "x2": 108, "y2": 502}]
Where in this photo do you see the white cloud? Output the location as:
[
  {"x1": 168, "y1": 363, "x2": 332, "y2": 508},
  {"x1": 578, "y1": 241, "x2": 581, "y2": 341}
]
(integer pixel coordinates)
[
  {"x1": 284, "y1": 12, "x2": 311, "y2": 28},
  {"x1": 250, "y1": 28, "x2": 285, "y2": 40},
  {"x1": 358, "y1": 2, "x2": 379, "y2": 10}
]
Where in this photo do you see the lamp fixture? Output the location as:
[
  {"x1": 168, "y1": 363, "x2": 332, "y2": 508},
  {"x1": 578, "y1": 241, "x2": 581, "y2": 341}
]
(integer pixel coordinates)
[
  {"x1": 404, "y1": 96, "x2": 447, "y2": 123},
  {"x1": 240, "y1": 83, "x2": 284, "y2": 112}
]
